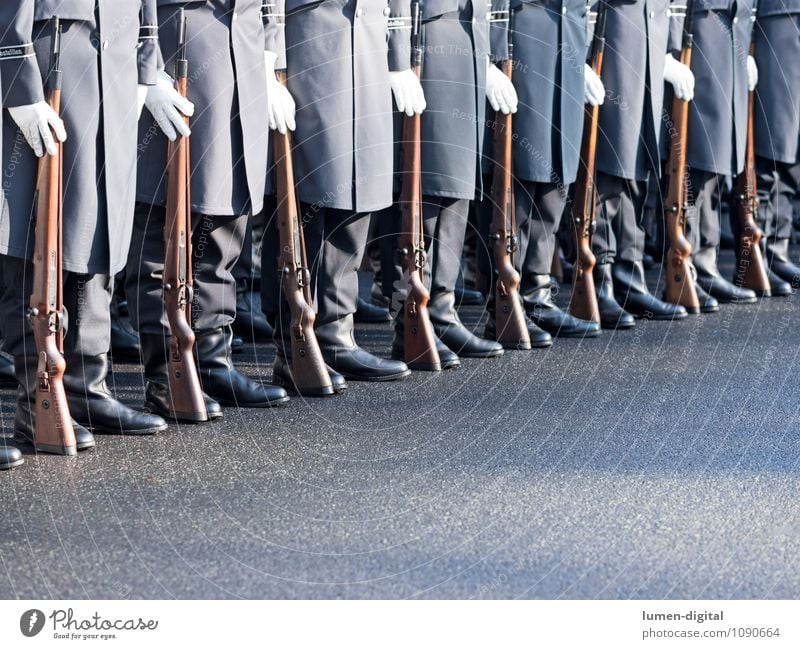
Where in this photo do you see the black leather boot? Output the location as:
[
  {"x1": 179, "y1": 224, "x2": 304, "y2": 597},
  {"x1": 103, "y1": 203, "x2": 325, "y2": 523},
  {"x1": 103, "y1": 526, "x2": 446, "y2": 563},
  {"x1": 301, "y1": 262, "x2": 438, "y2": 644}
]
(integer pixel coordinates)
[
  {"x1": 767, "y1": 268, "x2": 792, "y2": 297},
  {"x1": 110, "y1": 295, "x2": 141, "y2": 362},
  {"x1": 429, "y1": 290, "x2": 504, "y2": 357},
  {"x1": 0, "y1": 353, "x2": 17, "y2": 388},
  {"x1": 693, "y1": 282, "x2": 720, "y2": 313},
  {"x1": 64, "y1": 354, "x2": 168, "y2": 435},
  {"x1": 765, "y1": 238, "x2": 800, "y2": 285},
  {"x1": 595, "y1": 264, "x2": 635, "y2": 330},
  {"x1": 0, "y1": 444, "x2": 23, "y2": 470},
  {"x1": 612, "y1": 261, "x2": 688, "y2": 320},
  {"x1": 483, "y1": 314, "x2": 553, "y2": 349},
  {"x1": 13, "y1": 358, "x2": 95, "y2": 452},
  {"x1": 196, "y1": 327, "x2": 290, "y2": 406},
  {"x1": 270, "y1": 310, "x2": 344, "y2": 396},
  {"x1": 354, "y1": 296, "x2": 391, "y2": 324},
  {"x1": 139, "y1": 333, "x2": 223, "y2": 422},
  {"x1": 316, "y1": 316, "x2": 411, "y2": 381},
  {"x1": 523, "y1": 274, "x2": 601, "y2": 337},
  {"x1": 694, "y1": 247, "x2": 757, "y2": 303},
  {"x1": 233, "y1": 278, "x2": 274, "y2": 343}
]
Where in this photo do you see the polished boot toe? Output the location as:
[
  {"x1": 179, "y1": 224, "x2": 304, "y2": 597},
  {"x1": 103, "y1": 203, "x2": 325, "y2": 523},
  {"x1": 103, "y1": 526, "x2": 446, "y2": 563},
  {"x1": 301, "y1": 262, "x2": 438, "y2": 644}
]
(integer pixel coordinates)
[
  {"x1": 196, "y1": 328, "x2": 289, "y2": 407},
  {"x1": 693, "y1": 283, "x2": 720, "y2": 314},
  {"x1": 327, "y1": 344, "x2": 411, "y2": 381},
  {"x1": 354, "y1": 296, "x2": 391, "y2": 323},
  {"x1": 696, "y1": 272, "x2": 757, "y2": 304},
  {"x1": 326, "y1": 366, "x2": 348, "y2": 393},
  {"x1": 528, "y1": 304, "x2": 601, "y2": 337},
  {"x1": 436, "y1": 321, "x2": 504, "y2": 358},
  {"x1": 767, "y1": 269, "x2": 793, "y2": 296},
  {"x1": 0, "y1": 446, "x2": 23, "y2": 470}
]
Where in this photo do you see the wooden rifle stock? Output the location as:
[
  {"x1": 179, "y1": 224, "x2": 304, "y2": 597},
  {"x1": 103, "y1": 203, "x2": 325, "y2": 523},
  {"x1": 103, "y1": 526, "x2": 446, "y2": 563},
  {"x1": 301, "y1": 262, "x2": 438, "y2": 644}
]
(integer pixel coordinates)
[
  {"x1": 29, "y1": 18, "x2": 76, "y2": 455},
  {"x1": 568, "y1": 1, "x2": 607, "y2": 323},
  {"x1": 163, "y1": 11, "x2": 208, "y2": 421},
  {"x1": 489, "y1": 10, "x2": 531, "y2": 350},
  {"x1": 273, "y1": 71, "x2": 333, "y2": 395},
  {"x1": 662, "y1": 4, "x2": 700, "y2": 310},
  {"x1": 398, "y1": 2, "x2": 441, "y2": 369},
  {"x1": 732, "y1": 43, "x2": 770, "y2": 294}
]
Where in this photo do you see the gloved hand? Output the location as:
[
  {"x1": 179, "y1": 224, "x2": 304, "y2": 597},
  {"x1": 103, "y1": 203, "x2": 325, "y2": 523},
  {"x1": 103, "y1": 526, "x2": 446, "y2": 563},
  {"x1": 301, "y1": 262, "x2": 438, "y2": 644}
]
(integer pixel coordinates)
[
  {"x1": 137, "y1": 84, "x2": 148, "y2": 119},
  {"x1": 486, "y1": 59, "x2": 518, "y2": 114},
  {"x1": 264, "y1": 50, "x2": 296, "y2": 133},
  {"x1": 584, "y1": 63, "x2": 605, "y2": 106},
  {"x1": 663, "y1": 53, "x2": 694, "y2": 101},
  {"x1": 747, "y1": 55, "x2": 758, "y2": 91},
  {"x1": 143, "y1": 70, "x2": 194, "y2": 141},
  {"x1": 389, "y1": 68, "x2": 426, "y2": 117},
  {"x1": 8, "y1": 101, "x2": 67, "y2": 157}
]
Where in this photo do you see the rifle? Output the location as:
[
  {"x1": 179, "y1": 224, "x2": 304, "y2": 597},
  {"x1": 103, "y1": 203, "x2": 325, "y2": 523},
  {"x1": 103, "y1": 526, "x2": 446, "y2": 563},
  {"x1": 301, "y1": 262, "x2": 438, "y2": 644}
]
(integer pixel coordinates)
[
  {"x1": 732, "y1": 28, "x2": 770, "y2": 294},
  {"x1": 568, "y1": 0, "x2": 608, "y2": 323},
  {"x1": 273, "y1": 72, "x2": 334, "y2": 395},
  {"x1": 397, "y1": 0, "x2": 442, "y2": 369},
  {"x1": 489, "y1": 8, "x2": 531, "y2": 350},
  {"x1": 28, "y1": 18, "x2": 76, "y2": 455},
  {"x1": 662, "y1": 0, "x2": 700, "y2": 311},
  {"x1": 163, "y1": 10, "x2": 208, "y2": 421}
]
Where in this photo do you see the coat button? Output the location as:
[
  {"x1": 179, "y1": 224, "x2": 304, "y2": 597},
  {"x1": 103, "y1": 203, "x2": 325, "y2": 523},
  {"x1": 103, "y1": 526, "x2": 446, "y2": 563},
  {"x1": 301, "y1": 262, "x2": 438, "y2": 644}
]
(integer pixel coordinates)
[
  {"x1": 562, "y1": 5, "x2": 567, "y2": 13},
  {"x1": 356, "y1": 7, "x2": 363, "y2": 17},
  {"x1": 383, "y1": 7, "x2": 390, "y2": 16},
  {"x1": 649, "y1": 10, "x2": 654, "y2": 18},
  {"x1": 732, "y1": 15, "x2": 738, "y2": 23},
  {"x1": 102, "y1": 40, "x2": 109, "y2": 49}
]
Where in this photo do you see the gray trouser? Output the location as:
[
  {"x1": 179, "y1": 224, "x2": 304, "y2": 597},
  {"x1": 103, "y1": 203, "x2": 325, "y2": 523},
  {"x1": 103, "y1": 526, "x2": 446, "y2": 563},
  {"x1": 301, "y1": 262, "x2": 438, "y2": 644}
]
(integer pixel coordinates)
[
  {"x1": 514, "y1": 180, "x2": 569, "y2": 280},
  {"x1": 0, "y1": 255, "x2": 111, "y2": 358},
  {"x1": 756, "y1": 155, "x2": 799, "y2": 241},
  {"x1": 125, "y1": 202, "x2": 247, "y2": 336},
  {"x1": 684, "y1": 169, "x2": 721, "y2": 268},
  {"x1": 423, "y1": 196, "x2": 470, "y2": 304},
  {"x1": 593, "y1": 172, "x2": 648, "y2": 265},
  {"x1": 300, "y1": 206, "x2": 371, "y2": 328}
]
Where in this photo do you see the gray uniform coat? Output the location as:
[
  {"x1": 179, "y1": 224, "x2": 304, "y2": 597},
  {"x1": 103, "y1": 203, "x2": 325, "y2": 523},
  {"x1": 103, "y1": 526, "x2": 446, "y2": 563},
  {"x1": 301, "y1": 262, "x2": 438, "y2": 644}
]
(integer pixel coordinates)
[
  {"x1": 686, "y1": 0, "x2": 753, "y2": 176},
  {"x1": 136, "y1": 0, "x2": 269, "y2": 217},
  {"x1": 596, "y1": 0, "x2": 671, "y2": 182},
  {"x1": 491, "y1": 0, "x2": 588, "y2": 186},
  {"x1": 417, "y1": 0, "x2": 488, "y2": 199},
  {"x1": 0, "y1": 0, "x2": 158, "y2": 275},
  {"x1": 283, "y1": 0, "x2": 410, "y2": 214},
  {"x1": 753, "y1": 0, "x2": 800, "y2": 164}
]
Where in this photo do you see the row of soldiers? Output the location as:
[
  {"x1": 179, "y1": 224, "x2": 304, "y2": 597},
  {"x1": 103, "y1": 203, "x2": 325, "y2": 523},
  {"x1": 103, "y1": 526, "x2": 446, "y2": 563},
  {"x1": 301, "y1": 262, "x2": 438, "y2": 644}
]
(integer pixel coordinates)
[{"x1": 0, "y1": 0, "x2": 798, "y2": 471}]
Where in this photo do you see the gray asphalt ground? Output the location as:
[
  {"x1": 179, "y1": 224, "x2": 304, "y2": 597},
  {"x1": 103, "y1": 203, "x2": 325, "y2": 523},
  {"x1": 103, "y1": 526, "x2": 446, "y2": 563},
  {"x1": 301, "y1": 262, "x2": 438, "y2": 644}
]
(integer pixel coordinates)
[{"x1": 1, "y1": 248, "x2": 799, "y2": 600}]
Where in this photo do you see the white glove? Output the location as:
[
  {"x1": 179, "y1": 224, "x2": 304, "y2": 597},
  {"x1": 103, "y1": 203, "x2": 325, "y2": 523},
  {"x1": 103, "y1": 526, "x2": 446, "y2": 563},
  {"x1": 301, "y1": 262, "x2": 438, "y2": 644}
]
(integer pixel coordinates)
[
  {"x1": 8, "y1": 101, "x2": 67, "y2": 157},
  {"x1": 264, "y1": 51, "x2": 296, "y2": 134},
  {"x1": 389, "y1": 68, "x2": 426, "y2": 117},
  {"x1": 137, "y1": 84, "x2": 148, "y2": 119},
  {"x1": 144, "y1": 70, "x2": 194, "y2": 141},
  {"x1": 747, "y1": 55, "x2": 758, "y2": 91},
  {"x1": 486, "y1": 59, "x2": 518, "y2": 114},
  {"x1": 663, "y1": 53, "x2": 694, "y2": 101},
  {"x1": 584, "y1": 63, "x2": 605, "y2": 106}
]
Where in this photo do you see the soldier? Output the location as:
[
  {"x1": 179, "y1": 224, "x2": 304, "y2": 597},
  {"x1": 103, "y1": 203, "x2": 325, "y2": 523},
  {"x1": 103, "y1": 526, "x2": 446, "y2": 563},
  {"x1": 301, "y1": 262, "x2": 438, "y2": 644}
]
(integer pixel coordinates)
[
  {"x1": 682, "y1": 0, "x2": 759, "y2": 303},
  {"x1": 263, "y1": 0, "x2": 420, "y2": 382},
  {"x1": 0, "y1": 1, "x2": 169, "y2": 452},
  {"x1": 128, "y1": 0, "x2": 290, "y2": 418},
  {"x1": 592, "y1": 0, "x2": 690, "y2": 323},
  {"x1": 486, "y1": 0, "x2": 603, "y2": 337},
  {"x1": 752, "y1": 0, "x2": 800, "y2": 287}
]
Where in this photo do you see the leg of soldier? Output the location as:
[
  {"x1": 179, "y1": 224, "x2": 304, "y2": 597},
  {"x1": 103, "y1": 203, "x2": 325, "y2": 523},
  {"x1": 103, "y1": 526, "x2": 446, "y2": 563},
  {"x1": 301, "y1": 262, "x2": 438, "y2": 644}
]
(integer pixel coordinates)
[
  {"x1": 0, "y1": 263, "x2": 17, "y2": 388},
  {"x1": 191, "y1": 211, "x2": 288, "y2": 407},
  {"x1": 311, "y1": 207, "x2": 410, "y2": 382},
  {"x1": 606, "y1": 175, "x2": 687, "y2": 320},
  {"x1": 752, "y1": 156, "x2": 792, "y2": 294},
  {"x1": 424, "y1": 197, "x2": 503, "y2": 358},
  {"x1": 354, "y1": 213, "x2": 391, "y2": 324},
  {"x1": 688, "y1": 168, "x2": 756, "y2": 303},
  {"x1": 592, "y1": 172, "x2": 639, "y2": 326},
  {"x1": 231, "y1": 211, "x2": 274, "y2": 343},
  {"x1": 516, "y1": 180, "x2": 598, "y2": 337},
  {"x1": 760, "y1": 158, "x2": 800, "y2": 285}
]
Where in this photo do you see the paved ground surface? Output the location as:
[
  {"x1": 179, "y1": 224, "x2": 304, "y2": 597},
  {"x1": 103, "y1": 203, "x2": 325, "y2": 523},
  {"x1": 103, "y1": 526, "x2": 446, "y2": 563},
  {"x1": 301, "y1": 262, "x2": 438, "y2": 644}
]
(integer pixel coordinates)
[{"x1": 1, "y1": 249, "x2": 799, "y2": 600}]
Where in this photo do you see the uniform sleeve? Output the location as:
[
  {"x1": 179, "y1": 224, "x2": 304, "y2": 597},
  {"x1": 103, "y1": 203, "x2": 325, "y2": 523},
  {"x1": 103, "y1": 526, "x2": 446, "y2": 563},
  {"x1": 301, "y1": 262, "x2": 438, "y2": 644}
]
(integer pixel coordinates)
[
  {"x1": 262, "y1": 0, "x2": 286, "y2": 68},
  {"x1": 138, "y1": 0, "x2": 159, "y2": 85},
  {"x1": 387, "y1": 0, "x2": 412, "y2": 72},
  {"x1": 489, "y1": 0, "x2": 511, "y2": 62},
  {"x1": 667, "y1": 0, "x2": 686, "y2": 54},
  {"x1": 0, "y1": 0, "x2": 44, "y2": 107}
]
